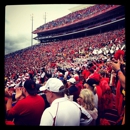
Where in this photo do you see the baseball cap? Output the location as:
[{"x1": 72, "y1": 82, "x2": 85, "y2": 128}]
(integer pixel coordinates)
[
  {"x1": 89, "y1": 73, "x2": 100, "y2": 83},
  {"x1": 85, "y1": 78, "x2": 98, "y2": 88},
  {"x1": 67, "y1": 78, "x2": 76, "y2": 84},
  {"x1": 39, "y1": 78, "x2": 64, "y2": 92},
  {"x1": 24, "y1": 79, "x2": 37, "y2": 95}
]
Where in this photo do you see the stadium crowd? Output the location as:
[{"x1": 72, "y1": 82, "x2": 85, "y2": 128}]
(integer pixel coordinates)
[
  {"x1": 4, "y1": 26, "x2": 126, "y2": 126},
  {"x1": 34, "y1": 4, "x2": 118, "y2": 33}
]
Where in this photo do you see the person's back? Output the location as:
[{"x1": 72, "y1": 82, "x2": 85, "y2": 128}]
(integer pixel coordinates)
[
  {"x1": 12, "y1": 95, "x2": 45, "y2": 125},
  {"x1": 40, "y1": 97, "x2": 81, "y2": 126}
]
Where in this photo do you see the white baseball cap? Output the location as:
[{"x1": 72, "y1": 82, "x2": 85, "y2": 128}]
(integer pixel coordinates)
[
  {"x1": 40, "y1": 78, "x2": 64, "y2": 92},
  {"x1": 67, "y1": 78, "x2": 76, "y2": 84}
]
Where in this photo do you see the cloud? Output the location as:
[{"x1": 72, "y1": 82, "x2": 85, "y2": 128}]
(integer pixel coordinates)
[{"x1": 5, "y1": 32, "x2": 31, "y2": 55}]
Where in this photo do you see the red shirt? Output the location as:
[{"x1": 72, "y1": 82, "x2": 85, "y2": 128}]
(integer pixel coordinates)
[
  {"x1": 75, "y1": 81, "x2": 84, "y2": 96},
  {"x1": 6, "y1": 95, "x2": 45, "y2": 126},
  {"x1": 81, "y1": 69, "x2": 90, "y2": 80},
  {"x1": 96, "y1": 85, "x2": 102, "y2": 103},
  {"x1": 116, "y1": 80, "x2": 124, "y2": 115}
]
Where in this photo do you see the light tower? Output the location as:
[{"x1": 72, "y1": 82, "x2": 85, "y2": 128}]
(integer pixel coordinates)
[
  {"x1": 43, "y1": 12, "x2": 46, "y2": 24},
  {"x1": 30, "y1": 14, "x2": 33, "y2": 46}
]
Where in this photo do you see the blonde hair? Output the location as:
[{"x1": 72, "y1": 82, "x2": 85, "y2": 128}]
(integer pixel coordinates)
[{"x1": 79, "y1": 88, "x2": 95, "y2": 110}]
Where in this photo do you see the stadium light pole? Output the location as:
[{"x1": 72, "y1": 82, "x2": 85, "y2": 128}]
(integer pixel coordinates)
[
  {"x1": 30, "y1": 14, "x2": 33, "y2": 46},
  {"x1": 43, "y1": 12, "x2": 46, "y2": 24}
]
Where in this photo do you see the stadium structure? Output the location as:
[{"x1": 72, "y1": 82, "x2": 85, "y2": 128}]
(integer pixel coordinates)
[{"x1": 32, "y1": 4, "x2": 125, "y2": 45}]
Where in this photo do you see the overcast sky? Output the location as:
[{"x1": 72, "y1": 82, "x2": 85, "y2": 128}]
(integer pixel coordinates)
[{"x1": 5, "y1": 4, "x2": 94, "y2": 55}]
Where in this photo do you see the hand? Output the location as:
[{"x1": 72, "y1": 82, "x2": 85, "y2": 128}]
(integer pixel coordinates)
[
  {"x1": 108, "y1": 59, "x2": 121, "y2": 71},
  {"x1": 5, "y1": 87, "x2": 9, "y2": 96},
  {"x1": 5, "y1": 87, "x2": 13, "y2": 98},
  {"x1": 119, "y1": 54, "x2": 125, "y2": 65},
  {"x1": 15, "y1": 87, "x2": 23, "y2": 100}
]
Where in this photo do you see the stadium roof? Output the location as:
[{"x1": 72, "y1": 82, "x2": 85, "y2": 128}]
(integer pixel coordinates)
[{"x1": 68, "y1": 4, "x2": 95, "y2": 13}]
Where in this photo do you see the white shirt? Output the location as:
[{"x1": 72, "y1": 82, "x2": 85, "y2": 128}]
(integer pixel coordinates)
[
  {"x1": 40, "y1": 97, "x2": 81, "y2": 126},
  {"x1": 64, "y1": 71, "x2": 69, "y2": 79},
  {"x1": 41, "y1": 72, "x2": 45, "y2": 78}
]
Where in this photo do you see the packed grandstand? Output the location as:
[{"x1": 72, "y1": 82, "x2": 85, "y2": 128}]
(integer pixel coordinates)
[{"x1": 5, "y1": 4, "x2": 126, "y2": 125}]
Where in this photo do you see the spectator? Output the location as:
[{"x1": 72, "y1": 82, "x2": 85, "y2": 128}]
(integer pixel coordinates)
[
  {"x1": 74, "y1": 74, "x2": 84, "y2": 97},
  {"x1": 83, "y1": 78, "x2": 98, "y2": 109},
  {"x1": 98, "y1": 72, "x2": 114, "y2": 122},
  {"x1": 67, "y1": 77, "x2": 79, "y2": 102},
  {"x1": 40, "y1": 68, "x2": 46, "y2": 84},
  {"x1": 108, "y1": 59, "x2": 125, "y2": 125},
  {"x1": 39, "y1": 77, "x2": 93, "y2": 126},
  {"x1": 5, "y1": 79, "x2": 46, "y2": 126},
  {"x1": 99, "y1": 69, "x2": 113, "y2": 113},
  {"x1": 77, "y1": 88, "x2": 98, "y2": 125}
]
